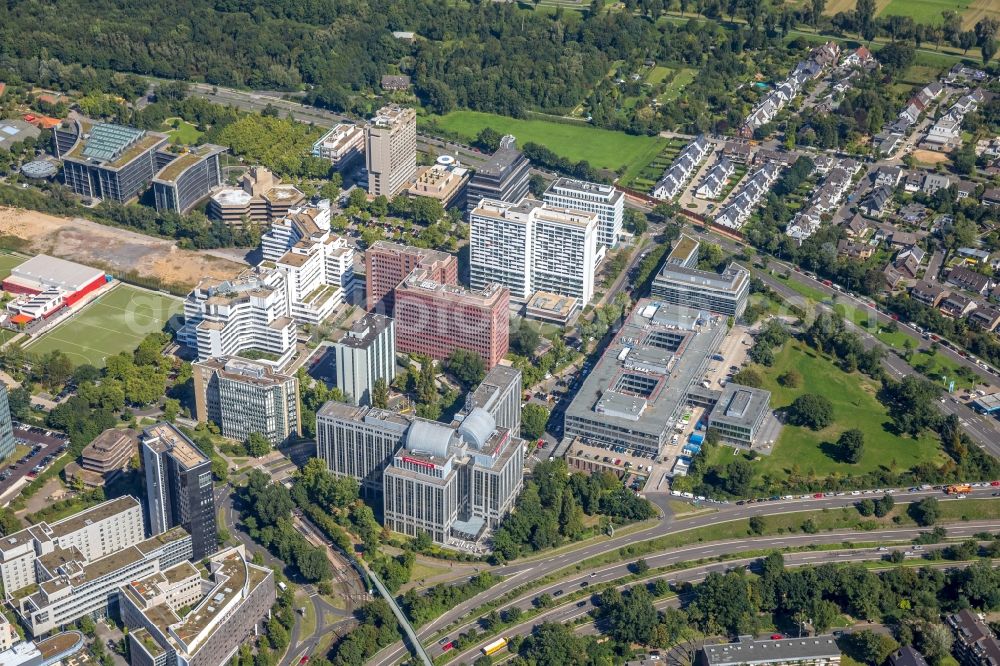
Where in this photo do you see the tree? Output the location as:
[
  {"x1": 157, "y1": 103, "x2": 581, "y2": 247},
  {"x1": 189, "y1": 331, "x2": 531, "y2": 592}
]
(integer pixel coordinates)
[
  {"x1": 749, "y1": 515, "x2": 766, "y2": 535},
  {"x1": 474, "y1": 127, "x2": 502, "y2": 153},
  {"x1": 848, "y1": 630, "x2": 898, "y2": 666},
  {"x1": 788, "y1": 394, "x2": 834, "y2": 430},
  {"x1": 838, "y1": 429, "x2": 865, "y2": 463},
  {"x1": 521, "y1": 403, "x2": 550, "y2": 440},
  {"x1": 372, "y1": 377, "x2": 389, "y2": 409},
  {"x1": 778, "y1": 370, "x2": 801, "y2": 388},
  {"x1": 733, "y1": 367, "x2": 764, "y2": 388},
  {"x1": 510, "y1": 323, "x2": 540, "y2": 357},
  {"x1": 909, "y1": 497, "x2": 940, "y2": 526},
  {"x1": 245, "y1": 432, "x2": 271, "y2": 457},
  {"x1": 873, "y1": 494, "x2": 894, "y2": 518},
  {"x1": 446, "y1": 349, "x2": 486, "y2": 387},
  {"x1": 856, "y1": 0, "x2": 877, "y2": 41},
  {"x1": 857, "y1": 498, "x2": 876, "y2": 516},
  {"x1": 725, "y1": 458, "x2": 754, "y2": 496}
]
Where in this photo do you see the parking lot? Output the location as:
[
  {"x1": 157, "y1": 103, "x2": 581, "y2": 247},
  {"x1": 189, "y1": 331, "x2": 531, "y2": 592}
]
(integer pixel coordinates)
[{"x1": 0, "y1": 423, "x2": 69, "y2": 498}]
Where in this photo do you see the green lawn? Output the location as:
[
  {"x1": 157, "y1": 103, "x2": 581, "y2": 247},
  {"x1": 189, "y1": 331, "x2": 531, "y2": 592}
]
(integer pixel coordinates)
[
  {"x1": 880, "y1": 0, "x2": 971, "y2": 25},
  {"x1": 163, "y1": 118, "x2": 203, "y2": 145},
  {"x1": 723, "y1": 340, "x2": 946, "y2": 486},
  {"x1": 0, "y1": 253, "x2": 26, "y2": 281},
  {"x1": 428, "y1": 110, "x2": 667, "y2": 173},
  {"x1": 647, "y1": 66, "x2": 674, "y2": 85},
  {"x1": 25, "y1": 284, "x2": 182, "y2": 367},
  {"x1": 658, "y1": 68, "x2": 699, "y2": 103}
]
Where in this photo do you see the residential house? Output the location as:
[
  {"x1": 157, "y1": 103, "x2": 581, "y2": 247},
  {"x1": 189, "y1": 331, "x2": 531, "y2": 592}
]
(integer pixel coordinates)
[
  {"x1": 889, "y1": 646, "x2": 930, "y2": 666},
  {"x1": 958, "y1": 247, "x2": 991, "y2": 265},
  {"x1": 940, "y1": 292, "x2": 978, "y2": 318},
  {"x1": 969, "y1": 305, "x2": 1000, "y2": 332},
  {"x1": 860, "y1": 185, "x2": 893, "y2": 218},
  {"x1": 844, "y1": 213, "x2": 869, "y2": 238},
  {"x1": 899, "y1": 203, "x2": 928, "y2": 225},
  {"x1": 903, "y1": 171, "x2": 923, "y2": 192},
  {"x1": 945, "y1": 64, "x2": 989, "y2": 84},
  {"x1": 911, "y1": 281, "x2": 949, "y2": 307},
  {"x1": 838, "y1": 239, "x2": 874, "y2": 260},
  {"x1": 948, "y1": 609, "x2": 1000, "y2": 666},
  {"x1": 723, "y1": 143, "x2": 752, "y2": 163},
  {"x1": 841, "y1": 46, "x2": 877, "y2": 69},
  {"x1": 947, "y1": 266, "x2": 992, "y2": 295},
  {"x1": 651, "y1": 135, "x2": 712, "y2": 200},
  {"x1": 883, "y1": 264, "x2": 905, "y2": 290},
  {"x1": 889, "y1": 231, "x2": 919, "y2": 249},
  {"x1": 380, "y1": 75, "x2": 411, "y2": 91},
  {"x1": 695, "y1": 158, "x2": 735, "y2": 199},
  {"x1": 895, "y1": 247, "x2": 924, "y2": 279},
  {"x1": 955, "y1": 181, "x2": 977, "y2": 199},
  {"x1": 983, "y1": 188, "x2": 1000, "y2": 207},
  {"x1": 922, "y1": 173, "x2": 952, "y2": 195},
  {"x1": 874, "y1": 166, "x2": 903, "y2": 188},
  {"x1": 876, "y1": 132, "x2": 905, "y2": 156}
]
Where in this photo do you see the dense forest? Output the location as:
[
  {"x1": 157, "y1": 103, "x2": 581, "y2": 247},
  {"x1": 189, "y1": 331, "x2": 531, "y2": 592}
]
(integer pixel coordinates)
[{"x1": 2, "y1": 1, "x2": 996, "y2": 138}]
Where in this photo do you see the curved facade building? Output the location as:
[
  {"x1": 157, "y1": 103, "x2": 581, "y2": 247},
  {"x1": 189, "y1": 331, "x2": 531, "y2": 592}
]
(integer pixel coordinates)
[{"x1": 152, "y1": 144, "x2": 226, "y2": 215}]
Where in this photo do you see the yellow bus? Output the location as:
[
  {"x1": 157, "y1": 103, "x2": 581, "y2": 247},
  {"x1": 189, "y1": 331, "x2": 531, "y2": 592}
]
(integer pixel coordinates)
[{"x1": 481, "y1": 637, "x2": 509, "y2": 656}]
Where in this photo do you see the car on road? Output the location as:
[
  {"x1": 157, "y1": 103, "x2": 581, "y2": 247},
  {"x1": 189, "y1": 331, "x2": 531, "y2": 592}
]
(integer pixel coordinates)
[
  {"x1": 298, "y1": 657, "x2": 309, "y2": 666},
  {"x1": 771, "y1": 634, "x2": 784, "y2": 640},
  {"x1": 581, "y1": 581, "x2": 589, "y2": 588},
  {"x1": 813, "y1": 493, "x2": 824, "y2": 499},
  {"x1": 439, "y1": 638, "x2": 451, "y2": 646},
  {"x1": 577, "y1": 600, "x2": 588, "y2": 608},
  {"x1": 441, "y1": 642, "x2": 454, "y2": 653},
  {"x1": 553, "y1": 590, "x2": 564, "y2": 597}
]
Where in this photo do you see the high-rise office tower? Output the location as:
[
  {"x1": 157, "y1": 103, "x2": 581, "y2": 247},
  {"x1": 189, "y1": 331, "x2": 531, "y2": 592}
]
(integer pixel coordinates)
[
  {"x1": 141, "y1": 423, "x2": 218, "y2": 560},
  {"x1": 365, "y1": 105, "x2": 417, "y2": 198},
  {"x1": 542, "y1": 177, "x2": 624, "y2": 251},
  {"x1": 0, "y1": 383, "x2": 14, "y2": 461}
]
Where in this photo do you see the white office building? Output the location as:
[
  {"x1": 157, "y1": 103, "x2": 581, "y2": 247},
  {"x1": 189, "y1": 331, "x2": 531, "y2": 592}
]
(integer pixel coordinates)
[
  {"x1": 469, "y1": 198, "x2": 598, "y2": 305},
  {"x1": 311, "y1": 122, "x2": 365, "y2": 169},
  {"x1": 333, "y1": 313, "x2": 396, "y2": 406},
  {"x1": 180, "y1": 269, "x2": 297, "y2": 369},
  {"x1": 542, "y1": 178, "x2": 623, "y2": 251}
]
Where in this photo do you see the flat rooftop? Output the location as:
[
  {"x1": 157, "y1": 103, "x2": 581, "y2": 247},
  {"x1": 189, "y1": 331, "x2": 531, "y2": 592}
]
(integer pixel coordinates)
[
  {"x1": 142, "y1": 423, "x2": 209, "y2": 470},
  {"x1": 50, "y1": 496, "x2": 139, "y2": 539},
  {"x1": 210, "y1": 187, "x2": 253, "y2": 207},
  {"x1": 154, "y1": 144, "x2": 226, "y2": 184},
  {"x1": 564, "y1": 299, "x2": 726, "y2": 443},
  {"x1": 548, "y1": 177, "x2": 621, "y2": 202},
  {"x1": 9, "y1": 254, "x2": 105, "y2": 291},
  {"x1": 335, "y1": 313, "x2": 393, "y2": 349},
  {"x1": 196, "y1": 357, "x2": 294, "y2": 387},
  {"x1": 526, "y1": 290, "x2": 578, "y2": 318},
  {"x1": 656, "y1": 262, "x2": 748, "y2": 292},
  {"x1": 709, "y1": 383, "x2": 771, "y2": 428},
  {"x1": 702, "y1": 636, "x2": 841, "y2": 666}
]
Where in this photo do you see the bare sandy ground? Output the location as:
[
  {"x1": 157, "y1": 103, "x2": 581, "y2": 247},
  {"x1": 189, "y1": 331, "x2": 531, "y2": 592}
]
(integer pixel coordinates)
[
  {"x1": 0, "y1": 207, "x2": 245, "y2": 289},
  {"x1": 911, "y1": 149, "x2": 950, "y2": 165}
]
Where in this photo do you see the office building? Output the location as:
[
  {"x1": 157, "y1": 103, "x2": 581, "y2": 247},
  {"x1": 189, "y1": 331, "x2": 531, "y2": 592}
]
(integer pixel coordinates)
[
  {"x1": 333, "y1": 313, "x2": 396, "y2": 406},
  {"x1": 706, "y1": 384, "x2": 772, "y2": 447},
  {"x1": 208, "y1": 167, "x2": 304, "y2": 227},
  {"x1": 394, "y1": 268, "x2": 510, "y2": 369},
  {"x1": 406, "y1": 159, "x2": 469, "y2": 209},
  {"x1": 179, "y1": 268, "x2": 297, "y2": 368},
  {"x1": 651, "y1": 235, "x2": 750, "y2": 318},
  {"x1": 564, "y1": 299, "x2": 728, "y2": 456},
  {"x1": 3, "y1": 254, "x2": 108, "y2": 325},
  {"x1": 465, "y1": 135, "x2": 531, "y2": 215},
  {"x1": 543, "y1": 177, "x2": 623, "y2": 251},
  {"x1": 463, "y1": 365, "x2": 523, "y2": 435},
  {"x1": 365, "y1": 105, "x2": 417, "y2": 198},
  {"x1": 365, "y1": 241, "x2": 458, "y2": 314},
  {"x1": 311, "y1": 123, "x2": 365, "y2": 169},
  {"x1": 192, "y1": 357, "x2": 300, "y2": 445},
  {"x1": 0, "y1": 383, "x2": 14, "y2": 461},
  {"x1": 948, "y1": 609, "x2": 1000, "y2": 666},
  {"x1": 152, "y1": 144, "x2": 226, "y2": 215},
  {"x1": 141, "y1": 423, "x2": 217, "y2": 561},
  {"x1": 60, "y1": 120, "x2": 170, "y2": 203},
  {"x1": 317, "y1": 370, "x2": 525, "y2": 545},
  {"x1": 63, "y1": 428, "x2": 139, "y2": 488},
  {"x1": 0, "y1": 496, "x2": 194, "y2": 636},
  {"x1": 469, "y1": 198, "x2": 599, "y2": 305},
  {"x1": 699, "y1": 636, "x2": 842, "y2": 666},
  {"x1": 524, "y1": 291, "x2": 580, "y2": 325},
  {"x1": 121, "y1": 545, "x2": 275, "y2": 666}
]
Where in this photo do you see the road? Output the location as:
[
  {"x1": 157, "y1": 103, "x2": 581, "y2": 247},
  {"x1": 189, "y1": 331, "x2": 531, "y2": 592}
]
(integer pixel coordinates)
[
  {"x1": 444, "y1": 526, "x2": 997, "y2": 665},
  {"x1": 369, "y1": 486, "x2": 1000, "y2": 664}
]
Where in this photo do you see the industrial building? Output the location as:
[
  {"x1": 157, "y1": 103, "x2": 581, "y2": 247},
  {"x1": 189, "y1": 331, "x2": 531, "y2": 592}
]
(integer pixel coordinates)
[
  {"x1": 121, "y1": 545, "x2": 275, "y2": 666},
  {"x1": 393, "y1": 268, "x2": 510, "y2": 369},
  {"x1": 469, "y1": 198, "x2": 599, "y2": 305},
  {"x1": 365, "y1": 241, "x2": 458, "y2": 315},
  {"x1": 3, "y1": 255, "x2": 108, "y2": 324},
  {"x1": 0, "y1": 631, "x2": 85, "y2": 666},
  {"x1": 311, "y1": 122, "x2": 365, "y2": 169},
  {"x1": 563, "y1": 299, "x2": 728, "y2": 456},
  {"x1": 465, "y1": 135, "x2": 531, "y2": 216},
  {"x1": 332, "y1": 313, "x2": 397, "y2": 406},
  {"x1": 192, "y1": 357, "x2": 301, "y2": 445},
  {"x1": 651, "y1": 235, "x2": 750, "y2": 318},
  {"x1": 365, "y1": 105, "x2": 417, "y2": 198},
  {"x1": 316, "y1": 367, "x2": 524, "y2": 546},
  {"x1": 542, "y1": 177, "x2": 623, "y2": 252},
  {"x1": 0, "y1": 496, "x2": 194, "y2": 636},
  {"x1": 141, "y1": 423, "x2": 217, "y2": 561},
  {"x1": 152, "y1": 144, "x2": 226, "y2": 215},
  {"x1": 0, "y1": 118, "x2": 40, "y2": 151},
  {"x1": 58, "y1": 120, "x2": 171, "y2": 203},
  {"x1": 699, "y1": 636, "x2": 842, "y2": 666}
]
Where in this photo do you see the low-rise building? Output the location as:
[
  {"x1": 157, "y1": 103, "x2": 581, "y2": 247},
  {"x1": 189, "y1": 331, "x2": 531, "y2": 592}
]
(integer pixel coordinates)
[
  {"x1": 524, "y1": 290, "x2": 579, "y2": 325},
  {"x1": 121, "y1": 545, "x2": 275, "y2": 666},
  {"x1": 911, "y1": 281, "x2": 949, "y2": 307},
  {"x1": 707, "y1": 384, "x2": 772, "y2": 447},
  {"x1": 208, "y1": 167, "x2": 304, "y2": 227},
  {"x1": 940, "y1": 292, "x2": 978, "y2": 318},
  {"x1": 889, "y1": 646, "x2": 930, "y2": 666},
  {"x1": 947, "y1": 266, "x2": 992, "y2": 296},
  {"x1": 64, "y1": 428, "x2": 139, "y2": 488},
  {"x1": 311, "y1": 123, "x2": 365, "y2": 169},
  {"x1": 406, "y1": 161, "x2": 469, "y2": 209},
  {"x1": 699, "y1": 635, "x2": 841, "y2": 666},
  {"x1": 948, "y1": 609, "x2": 1000, "y2": 666}
]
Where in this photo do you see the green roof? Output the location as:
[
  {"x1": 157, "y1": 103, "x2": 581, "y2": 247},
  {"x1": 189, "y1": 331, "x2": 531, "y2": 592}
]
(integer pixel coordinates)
[{"x1": 81, "y1": 124, "x2": 146, "y2": 162}]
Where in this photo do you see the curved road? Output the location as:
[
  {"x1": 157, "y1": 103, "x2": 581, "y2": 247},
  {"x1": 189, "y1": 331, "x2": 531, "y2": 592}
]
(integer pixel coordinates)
[{"x1": 370, "y1": 487, "x2": 1000, "y2": 664}]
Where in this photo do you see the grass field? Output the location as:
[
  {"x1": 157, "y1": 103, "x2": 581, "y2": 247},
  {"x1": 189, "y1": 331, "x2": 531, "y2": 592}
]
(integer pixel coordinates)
[
  {"x1": 0, "y1": 253, "x2": 26, "y2": 282},
  {"x1": 429, "y1": 110, "x2": 666, "y2": 173},
  {"x1": 658, "y1": 68, "x2": 699, "y2": 103},
  {"x1": 620, "y1": 137, "x2": 688, "y2": 190},
  {"x1": 881, "y1": 0, "x2": 971, "y2": 24},
  {"x1": 647, "y1": 66, "x2": 674, "y2": 85},
  {"x1": 26, "y1": 284, "x2": 182, "y2": 367},
  {"x1": 715, "y1": 340, "x2": 946, "y2": 487},
  {"x1": 163, "y1": 118, "x2": 203, "y2": 145}
]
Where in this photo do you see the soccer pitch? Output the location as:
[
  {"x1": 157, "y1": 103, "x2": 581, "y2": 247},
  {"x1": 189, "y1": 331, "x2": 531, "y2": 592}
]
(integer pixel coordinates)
[{"x1": 25, "y1": 284, "x2": 183, "y2": 367}]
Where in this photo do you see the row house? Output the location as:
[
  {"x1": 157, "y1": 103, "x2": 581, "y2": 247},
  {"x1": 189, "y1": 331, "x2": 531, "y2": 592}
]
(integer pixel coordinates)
[
  {"x1": 695, "y1": 158, "x2": 735, "y2": 200},
  {"x1": 651, "y1": 135, "x2": 712, "y2": 200},
  {"x1": 715, "y1": 163, "x2": 781, "y2": 230}
]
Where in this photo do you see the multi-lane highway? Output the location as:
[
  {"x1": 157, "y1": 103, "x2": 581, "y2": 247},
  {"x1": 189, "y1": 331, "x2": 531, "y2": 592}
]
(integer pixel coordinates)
[
  {"x1": 370, "y1": 487, "x2": 1000, "y2": 664},
  {"x1": 443, "y1": 526, "x2": 998, "y2": 665}
]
